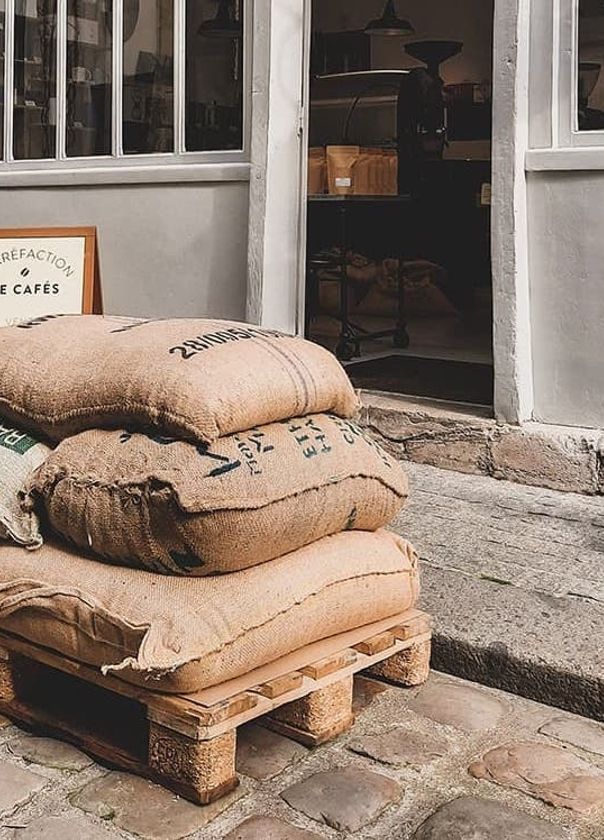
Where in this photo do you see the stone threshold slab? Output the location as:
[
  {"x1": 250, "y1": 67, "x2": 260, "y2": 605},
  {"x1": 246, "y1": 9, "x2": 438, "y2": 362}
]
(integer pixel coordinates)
[{"x1": 361, "y1": 391, "x2": 604, "y2": 496}]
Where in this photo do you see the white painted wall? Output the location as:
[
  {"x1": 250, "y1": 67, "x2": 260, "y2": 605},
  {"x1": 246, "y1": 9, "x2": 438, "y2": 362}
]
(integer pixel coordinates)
[
  {"x1": 0, "y1": 181, "x2": 249, "y2": 319},
  {"x1": 524, "y1": 0, "x2": 604, "y2": 429},
  {"x1": 527, "y1": 172, "x2": 604, "y2": 428}
]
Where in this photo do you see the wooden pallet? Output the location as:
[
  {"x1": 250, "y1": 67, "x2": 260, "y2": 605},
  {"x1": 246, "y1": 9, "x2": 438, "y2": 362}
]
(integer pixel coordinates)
[{"x1": 0, "y1": 609, "x2": 431, "y2": 805}]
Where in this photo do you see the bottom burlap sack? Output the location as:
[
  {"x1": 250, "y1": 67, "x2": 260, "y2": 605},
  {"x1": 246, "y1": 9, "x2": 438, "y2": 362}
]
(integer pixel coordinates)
[
  {"x1": 0, "y1": 420, "x2": 49, "y2": 548},
  {"x1": 0, "y1": 529, "x2": 419, "y2": 693}
]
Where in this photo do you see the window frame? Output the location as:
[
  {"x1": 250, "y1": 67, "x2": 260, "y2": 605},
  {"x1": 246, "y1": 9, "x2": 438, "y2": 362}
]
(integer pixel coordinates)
[
  {"x1": 557, "y1": 0, "x2": 604, "y2": 148},
  {"x1": 0, "y1": 0, "x2": 251, "y2": 177}
]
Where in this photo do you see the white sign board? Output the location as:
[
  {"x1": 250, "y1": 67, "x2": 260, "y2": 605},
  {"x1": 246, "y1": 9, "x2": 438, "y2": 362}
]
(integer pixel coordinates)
[{"x1": 0, "y1": 229, "x2": 97, "y2": 327}]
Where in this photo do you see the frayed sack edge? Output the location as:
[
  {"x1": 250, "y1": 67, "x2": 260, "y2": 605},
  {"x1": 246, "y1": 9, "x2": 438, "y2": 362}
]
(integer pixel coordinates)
[
  {"x1": 0, "y1": 512, "x2": 43, "y2": 550},
  {"x1": 0, "y1": 563, "x2": 419, "y2": 684}
]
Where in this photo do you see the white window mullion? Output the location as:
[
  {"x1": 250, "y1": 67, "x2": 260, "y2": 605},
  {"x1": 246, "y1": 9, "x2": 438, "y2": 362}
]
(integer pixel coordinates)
[
  {"x1": 56, "y1": 0, "x2": 67, "y2": 159},
  {"x1": 4, "y1": 0, "x2": 15, "y2": 162},
  {"x1": 112, "y1": 0, "x2": 123, "y2": 157},
  {"x1": 174, "y1": 0, "x2": 185, "y2": 154}
]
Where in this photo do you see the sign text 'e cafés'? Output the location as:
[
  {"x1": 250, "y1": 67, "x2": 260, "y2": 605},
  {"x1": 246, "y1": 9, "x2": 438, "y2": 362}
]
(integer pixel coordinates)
[{"x1": 0, "y1": 227, "x2": 99, "y2": 327}]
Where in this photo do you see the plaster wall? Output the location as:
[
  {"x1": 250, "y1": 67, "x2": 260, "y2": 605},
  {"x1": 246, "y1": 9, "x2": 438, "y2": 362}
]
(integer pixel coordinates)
[
  {"x1": 0, "y1": 181, "x2": 249, "y2": 319},
  {"x1": 527, "y1": 170, "x2": 604, "y2": 428}
]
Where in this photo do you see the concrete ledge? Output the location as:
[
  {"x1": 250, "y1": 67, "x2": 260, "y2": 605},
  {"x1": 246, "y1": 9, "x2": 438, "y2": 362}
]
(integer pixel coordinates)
[{"x1": 360, "y1": 391, "x2": 604, "y2": 495}]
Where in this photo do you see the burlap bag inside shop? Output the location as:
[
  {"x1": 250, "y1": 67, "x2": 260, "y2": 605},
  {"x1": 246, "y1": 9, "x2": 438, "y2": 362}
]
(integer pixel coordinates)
[
  {"x1": 0, "y1": 315, "x2": 360, "y2": 445},
  {"x1": 0, "y1": 530, "x2": 419, "y2": 693},
  {"x1": 0, "y1": 421, "x2": 49, "y2": 548},
  {"x1": 26, "y1": 414, "x2": 409, "y2": 576}
]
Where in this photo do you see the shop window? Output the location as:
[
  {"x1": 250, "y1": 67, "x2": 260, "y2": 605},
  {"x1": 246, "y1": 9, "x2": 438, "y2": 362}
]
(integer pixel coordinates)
[
  {"x1": 577, "y1": 0, "x2": 604, "y2": 130},
  {"x1": 14, "y1": 0, "x2": 57, "y2": 159},
  {"x1": 67, "y1": 0, "x2": 112, "y2": 156},
  {"x1": 0, "y1": 0, "x2": 246, "y2": 166}
]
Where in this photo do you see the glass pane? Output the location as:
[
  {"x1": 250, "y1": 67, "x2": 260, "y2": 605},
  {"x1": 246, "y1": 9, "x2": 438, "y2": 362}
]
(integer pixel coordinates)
[
  {"x1": 186, "y1": 0, "x2": 243, "y2": 151},
  {"x1": 66, "y1": 0, "x2": 112, "y2": 157},
  {"x1": 14, "y1": 0, "x2": 57, "y2": 160},
  {"x1": 578, "y1": 0, "x2": 604, "y2": 130},
  {"x1": 123, "y1": 0, "x2": 173, "y2": 154},
  {"x1": 0, "y1": 1, "x2": 5, "y2": 160}
]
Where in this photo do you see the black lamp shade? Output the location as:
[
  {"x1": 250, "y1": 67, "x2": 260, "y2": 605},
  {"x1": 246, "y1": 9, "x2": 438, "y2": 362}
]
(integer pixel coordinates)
[{"x1": 365, "y1": 0, "x2": 414, "y2": 36}]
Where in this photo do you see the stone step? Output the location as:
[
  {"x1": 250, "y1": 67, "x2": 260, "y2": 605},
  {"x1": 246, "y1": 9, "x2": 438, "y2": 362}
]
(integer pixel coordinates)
[
  {"x1": 361, "y1": 391, "x2": 604, "y2": 496},
  {"x1": 393, "y1": 461, "x2": 604, "y2": 721}
]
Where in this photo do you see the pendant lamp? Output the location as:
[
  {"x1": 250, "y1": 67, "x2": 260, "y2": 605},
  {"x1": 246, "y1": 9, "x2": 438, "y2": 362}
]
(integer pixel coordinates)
[{"x1": 365, "y1": 0, "x2": 414, "y2": 37}]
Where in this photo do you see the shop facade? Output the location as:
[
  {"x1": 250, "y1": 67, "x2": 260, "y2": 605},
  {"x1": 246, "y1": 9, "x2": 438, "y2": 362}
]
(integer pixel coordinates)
[{"x1": 0, "y1": 1, "x2": 603, "y2": 431}]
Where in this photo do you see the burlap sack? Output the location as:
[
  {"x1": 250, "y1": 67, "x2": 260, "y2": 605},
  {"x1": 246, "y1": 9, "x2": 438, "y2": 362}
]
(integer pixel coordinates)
[
  {"x1": 26, "y1": 414, "x2": 408, "y2": 575},
  {"x1": 0, "y1": 315, "x2": 360, "y2": 444},
  {"x1": 0, "y1": 529, "x2": 420, "y2": 693},
  {"x1": 0, "y1": 420, "x2": 49, "y2": 548},
  {"x1": 308, "y1": 147, "x2": 327, "y2": 195}
]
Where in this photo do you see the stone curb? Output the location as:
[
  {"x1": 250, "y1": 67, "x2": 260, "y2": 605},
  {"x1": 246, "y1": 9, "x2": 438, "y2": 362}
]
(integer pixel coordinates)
[
  {"x1": 419, "y1": 563, "x2": 604, "y2": 722},
  {"x1": 360, "y1": 392, "x2": 604, "y2": 496}
]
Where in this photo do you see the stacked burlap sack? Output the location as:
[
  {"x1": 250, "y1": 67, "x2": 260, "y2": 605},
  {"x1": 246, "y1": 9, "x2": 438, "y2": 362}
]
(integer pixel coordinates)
[{"x1": 0, "y1": 315, "x2": 419, "y2": 693}]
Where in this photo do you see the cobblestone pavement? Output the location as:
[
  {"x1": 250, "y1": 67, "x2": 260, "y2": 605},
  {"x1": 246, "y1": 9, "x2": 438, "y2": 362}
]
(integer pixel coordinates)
[{"x1": 0, "y1": 672, "x2": 603, "y2": 839}]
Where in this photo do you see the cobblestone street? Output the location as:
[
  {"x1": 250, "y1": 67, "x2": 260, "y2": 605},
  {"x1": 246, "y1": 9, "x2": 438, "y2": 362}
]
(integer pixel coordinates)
[{"x1": 0, "y1": 672, "x2": 602, "y2": 839}]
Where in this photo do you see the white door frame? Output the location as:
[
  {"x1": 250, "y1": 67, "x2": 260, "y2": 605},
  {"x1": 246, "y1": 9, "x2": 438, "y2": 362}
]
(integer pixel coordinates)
[{"x1": 247, "y1": 0, "x2": 533, "y2": 425}]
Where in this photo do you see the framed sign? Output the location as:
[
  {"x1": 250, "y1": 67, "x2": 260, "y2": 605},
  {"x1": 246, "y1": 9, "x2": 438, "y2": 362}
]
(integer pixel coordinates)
[{"x1": 0, "y1": 227, "x2": 101, "y2": 328}]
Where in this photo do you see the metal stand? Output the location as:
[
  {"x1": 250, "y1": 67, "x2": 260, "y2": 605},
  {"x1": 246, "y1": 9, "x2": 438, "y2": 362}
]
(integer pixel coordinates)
[{"x1": 307, "y1": 195, "x2": 412, "y2": 361}]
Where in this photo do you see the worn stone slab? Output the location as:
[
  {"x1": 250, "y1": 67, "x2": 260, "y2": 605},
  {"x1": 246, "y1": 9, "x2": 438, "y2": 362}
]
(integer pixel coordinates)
[
  {"x1": 72, "y1": 771, "x2": 243, "y2": 840},
  {"x1": 409, "y1": 796, "x2": 569, "y2": 839},
  {"x1": 391, "y1": 462, "x2": 604, "y2": 721},
  {"x1": 397, "y1": 462, "x2": 604, "y2": 601},
  {"x1": 10, "y1": 815, "x2": 118, "y2": 840},
  {"x1": 0, "y1": 761, "x2": 47, "y2": 816},
  {"x1": 223, "y1": 816, "x2": 321, "y2": 839},
  {"x1": 540, "y1": 715, "x2": 604, "y2": 757},
  {"x1": 353, "y1": 675, "x2": 390, "y2": 714},
  {"x1": 236, "y1": 724, "x2": 307, "y2": 780},
  {"x1": 349, "y1": 728, "x2": 448, "y2": 768},
  {"x1": 406, "y1": 680, "x2": 507, "y2": 733},
  {"x1": 361, "y1": 392, "x2": 602, "y2": 495},
  {"x1": 420, "y1": 564, "x2": 604, "y2": 721},
  {"x1": 281, "y1": 766, "x2": 400, "y2": 832},
  {"x1": 8, "y1": 736, "x2": 94, "y2": 771},
  {"x1": 469, "y1": 741, "x2": 604, "y2": 813}
]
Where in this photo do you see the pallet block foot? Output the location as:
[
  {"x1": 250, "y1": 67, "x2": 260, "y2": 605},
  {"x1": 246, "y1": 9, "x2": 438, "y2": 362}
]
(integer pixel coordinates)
[
  {"x1": 266, "y1": 675, "x2": 354, "y2": 747},
  {"x1": 148, "y1": 723, "x2": 238, "y2": 805},
  {"x1": 0, "y1": 647, "x2": 16, "y2": 702},
  {"x1": 367, "y1": 639, "x2": 431, "y2": 687}
]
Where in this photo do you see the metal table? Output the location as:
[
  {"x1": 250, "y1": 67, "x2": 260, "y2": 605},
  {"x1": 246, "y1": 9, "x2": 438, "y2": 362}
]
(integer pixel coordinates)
[{"x1": 307, "y1": 194, "x2": 414, "y2": 360}]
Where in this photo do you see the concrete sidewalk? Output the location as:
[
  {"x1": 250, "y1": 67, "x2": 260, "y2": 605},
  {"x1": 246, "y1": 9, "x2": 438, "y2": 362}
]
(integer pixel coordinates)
[
  {"x1": 0, "y1": 672, "x2": 603, "y2": 839},
  {"x1": 393, "y1": 462, "x2": 604, "y2": 721}
]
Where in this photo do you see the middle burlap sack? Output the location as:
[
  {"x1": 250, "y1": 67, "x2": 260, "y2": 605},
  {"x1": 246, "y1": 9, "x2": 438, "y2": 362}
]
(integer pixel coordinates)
[
  {"x1": 0, "y1": 315, "x2": 360, "y2": 444},
  {"x1": 26, "y1": 414, "x2": 409, "y2": 575}
]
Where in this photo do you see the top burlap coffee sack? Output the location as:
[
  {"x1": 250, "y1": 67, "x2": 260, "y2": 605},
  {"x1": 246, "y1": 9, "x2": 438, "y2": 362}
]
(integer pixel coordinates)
[{"x1": 0, "y1": 315, "x2": 360, "y2": 444}]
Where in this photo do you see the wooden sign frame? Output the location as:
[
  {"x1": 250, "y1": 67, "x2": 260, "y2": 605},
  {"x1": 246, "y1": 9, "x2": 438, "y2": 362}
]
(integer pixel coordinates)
[{"x1": 0, "y1": 227, "x2": 101, "y2": 324}]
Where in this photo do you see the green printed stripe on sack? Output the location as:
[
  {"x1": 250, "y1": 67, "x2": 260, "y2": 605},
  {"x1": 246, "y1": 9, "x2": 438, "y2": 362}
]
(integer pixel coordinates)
[{"x1": 0, "y1": 425, "x2": 38, "y2": 456}]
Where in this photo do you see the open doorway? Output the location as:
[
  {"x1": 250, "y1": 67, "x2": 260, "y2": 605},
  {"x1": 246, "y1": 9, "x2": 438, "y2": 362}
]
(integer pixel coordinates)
[{"x1": 304, "y1": 0, "x2": 494, "y2": 406}]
